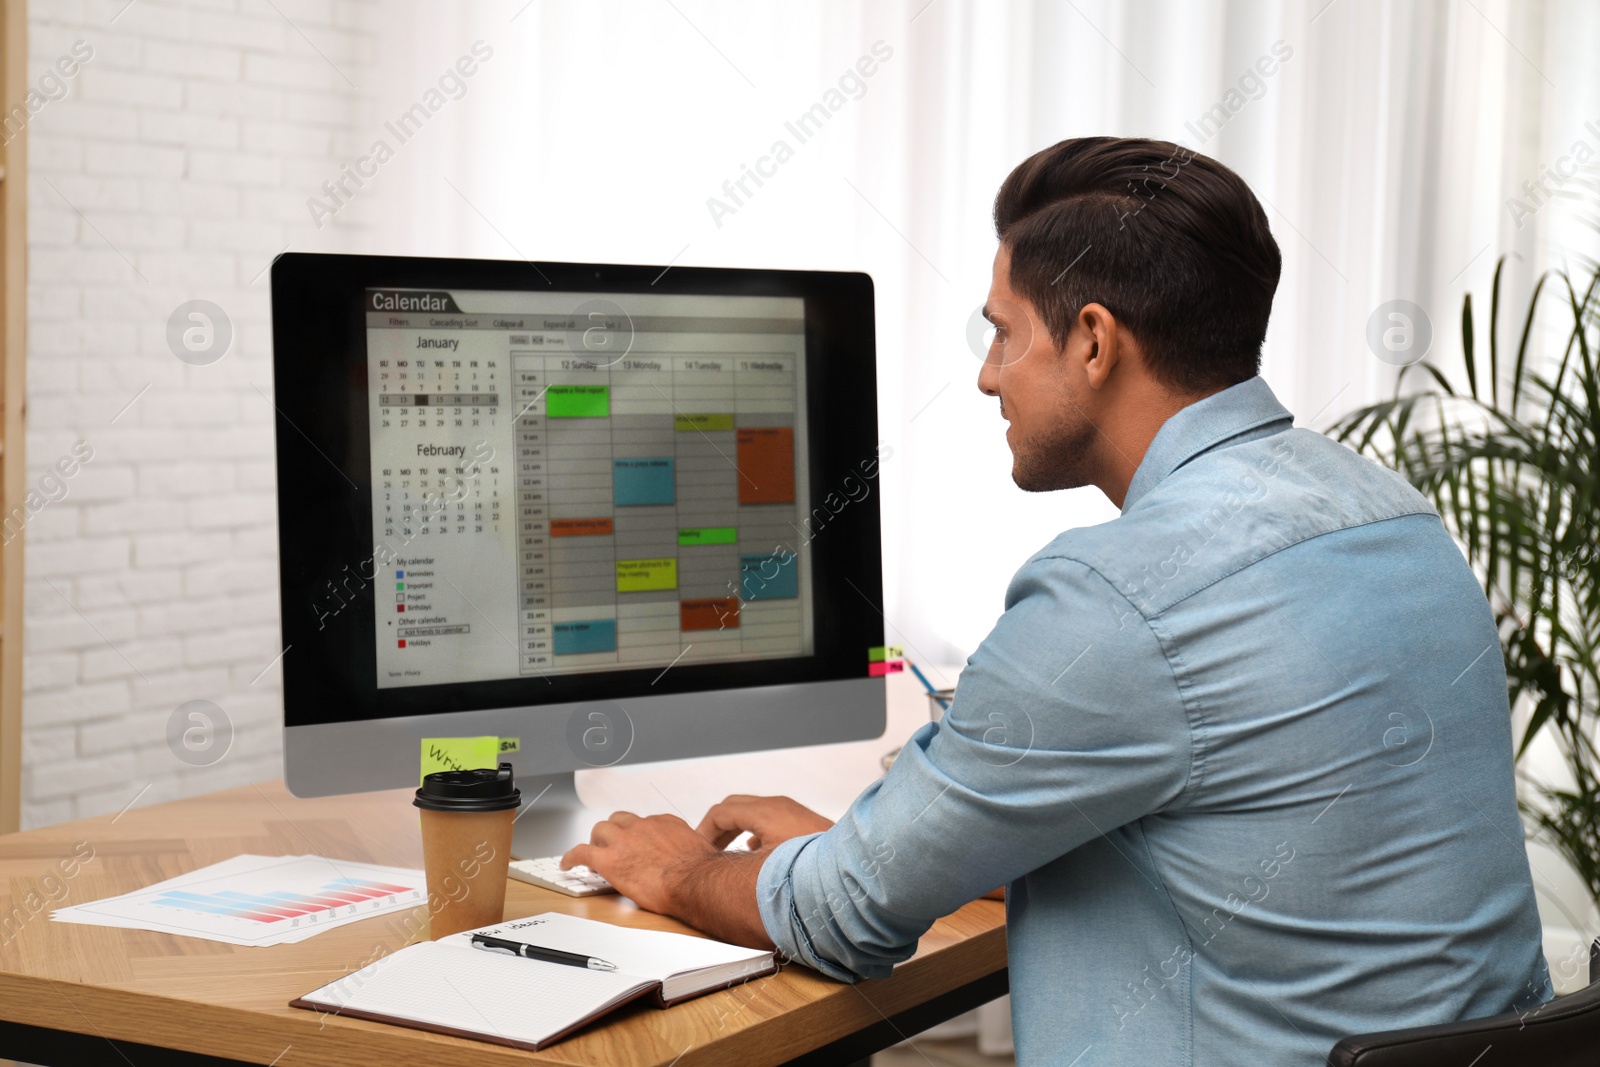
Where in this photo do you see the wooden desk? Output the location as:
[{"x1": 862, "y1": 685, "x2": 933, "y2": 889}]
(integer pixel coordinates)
[{"x1": 0, "y1": 779, "x2": 1006, "y2": 1066}]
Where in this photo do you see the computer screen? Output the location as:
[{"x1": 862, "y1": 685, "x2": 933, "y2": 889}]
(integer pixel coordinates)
[
  {"x1": 365, "y1": 289, "x2": 814, "y2": 690},
  {"x1": 271, "y1": 255, "x2": 886, "y2": 807}
]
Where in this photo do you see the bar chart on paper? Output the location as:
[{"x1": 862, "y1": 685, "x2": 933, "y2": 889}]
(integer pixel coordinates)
[
  {"x1": 152, "y1": 876, "x2": 415, "y2": 922},
  {"x1": 52, "y1": 855, "x2": 428, "y2": 947}
]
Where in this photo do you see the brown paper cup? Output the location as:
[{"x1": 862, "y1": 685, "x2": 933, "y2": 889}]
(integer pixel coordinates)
[{"x1": 419, "y1": 805, "x2": 515, "y2": 939}]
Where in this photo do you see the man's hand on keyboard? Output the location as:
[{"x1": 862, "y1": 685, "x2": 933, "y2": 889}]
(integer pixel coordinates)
[
  {"x1": 694, "y1": 794, "x2": 834, "y2": 850},
  {"x1": 560, "y1": 811, "x2": 717, "y2": 915},
  {"x1": 695, "y1": 795, "x2": 1003, "y2": 902}
]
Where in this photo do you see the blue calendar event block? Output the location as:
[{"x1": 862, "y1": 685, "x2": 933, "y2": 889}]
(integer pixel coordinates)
[
  {"x1": 552, "y1": 619, "x2": 618, "y2": 655},
  {"x1": 740, "y1": 552, "x2": 798, "y2": 601},
  {"x1": 614, "y1": 458, "x2": 675, "y2": 506}
]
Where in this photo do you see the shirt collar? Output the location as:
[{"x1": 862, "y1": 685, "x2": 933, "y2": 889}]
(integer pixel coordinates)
[{"x1": 1121, "y1": 375, "x2": 1294, "y2": 511}]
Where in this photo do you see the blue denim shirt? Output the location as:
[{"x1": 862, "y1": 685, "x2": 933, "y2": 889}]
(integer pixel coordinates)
[{"x1": 757, "y1": 376, "x2": 1551, "y2": 1066}]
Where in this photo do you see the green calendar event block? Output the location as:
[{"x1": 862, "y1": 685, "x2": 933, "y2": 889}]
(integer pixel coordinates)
[{"x1": 547, "y1": 385, "x2": 610, "y2": 418}]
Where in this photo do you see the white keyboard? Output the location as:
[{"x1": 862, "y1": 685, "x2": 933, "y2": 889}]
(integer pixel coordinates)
[{"x1": 507, "y1": 856, "x2": 617, "y2": 897}]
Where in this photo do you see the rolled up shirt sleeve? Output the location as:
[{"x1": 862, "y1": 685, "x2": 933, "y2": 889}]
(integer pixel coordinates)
[{"x1": 756, "y1": 554, "x2": 1193, "y2": 981}]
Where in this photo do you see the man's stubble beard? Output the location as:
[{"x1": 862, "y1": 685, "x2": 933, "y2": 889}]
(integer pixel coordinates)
[{"x1": 1009, "y1": 409, "x2": 1098, "y2": 492}]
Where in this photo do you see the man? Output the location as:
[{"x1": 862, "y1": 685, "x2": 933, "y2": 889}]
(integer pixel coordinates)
[{"x1": 562, "y1": 137, "x2": 1551, "y2": 1064}]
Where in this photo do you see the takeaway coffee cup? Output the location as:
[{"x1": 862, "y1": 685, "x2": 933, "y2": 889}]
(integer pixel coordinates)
[{"x1": 414, "y1": 762, "x2": 521, "y2": 939}]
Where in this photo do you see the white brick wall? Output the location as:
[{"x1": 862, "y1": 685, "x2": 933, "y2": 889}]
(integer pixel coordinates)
[{"x1": 21, "y1": 0, "x2": 380, "y2": 828}]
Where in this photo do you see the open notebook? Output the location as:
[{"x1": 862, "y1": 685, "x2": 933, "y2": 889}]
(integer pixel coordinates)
[{"x1": 290, "y1": 912, "x2": 777, "y2": 1051}]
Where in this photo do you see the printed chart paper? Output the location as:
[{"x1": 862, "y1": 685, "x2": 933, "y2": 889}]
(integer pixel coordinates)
[{"x1": 52, "y1": 854, "x2": 427, "y2": 947}]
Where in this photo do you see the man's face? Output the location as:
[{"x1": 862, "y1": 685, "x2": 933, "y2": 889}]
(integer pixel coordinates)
[{"x1": 976, "y1": 246, "x2": 1099, "y2": 492}]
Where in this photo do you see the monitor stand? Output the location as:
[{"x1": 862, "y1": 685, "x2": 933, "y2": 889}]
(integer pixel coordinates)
[{"x1": 508, "y1": 771, "x2": 612, "y2": 860}]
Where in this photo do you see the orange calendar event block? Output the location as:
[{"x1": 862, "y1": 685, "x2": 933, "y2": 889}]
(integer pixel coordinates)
[
  {"x1": 681, "y1": 597, "x2": 740, "y2": 632},
  {"x1": 551, "y1": 517, "x2": 615, "y2": 537},
  {"x1": 736, "y1": 427, "x2": 795, "y2": 505}
]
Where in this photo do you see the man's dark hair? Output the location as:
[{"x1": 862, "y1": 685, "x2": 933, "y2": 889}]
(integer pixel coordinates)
[{"x1": 993, "y1": 136, "x2": 1281, "y2": 394}]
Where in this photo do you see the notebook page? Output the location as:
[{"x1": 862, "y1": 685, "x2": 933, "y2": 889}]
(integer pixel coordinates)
[
  {"x1": 466, "y1": 913, "x2": 773, "y2": 982},
  {"x1": 298, "y1": 940, "x2": 652, "y2": 1048}
]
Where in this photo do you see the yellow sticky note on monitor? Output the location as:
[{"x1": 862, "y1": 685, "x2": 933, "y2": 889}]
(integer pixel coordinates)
[{"x1": 421, "y1": 736, "x2": 501, "y2": 786}]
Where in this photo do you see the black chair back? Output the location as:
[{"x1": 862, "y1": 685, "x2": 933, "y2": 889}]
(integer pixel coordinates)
[{"x1": 1328, "y1": 940, "x2": 1600, "y2": 1066}]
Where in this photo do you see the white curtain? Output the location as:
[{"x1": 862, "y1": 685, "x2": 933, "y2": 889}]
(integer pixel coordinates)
[
  {"x1": 349, "y1": 0, "x2": 1600, "y2": 1009},
  {"x1": 360, "y1": 0, "x2": 1600, "y2": 659}
]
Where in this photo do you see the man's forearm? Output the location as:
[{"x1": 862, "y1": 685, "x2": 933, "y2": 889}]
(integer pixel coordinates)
[{"x1": 667, "y1": 848, "x2": 776, "y2": 950}]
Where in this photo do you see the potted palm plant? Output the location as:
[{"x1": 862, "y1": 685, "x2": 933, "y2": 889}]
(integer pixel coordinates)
[{"x1": 1331, "y1": 256, "x2": 1600, "y2": 916}]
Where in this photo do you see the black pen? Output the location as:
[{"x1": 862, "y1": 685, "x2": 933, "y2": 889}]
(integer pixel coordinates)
[{"x1": 470, "y1": 932, "x2": 618, "y2": 971}]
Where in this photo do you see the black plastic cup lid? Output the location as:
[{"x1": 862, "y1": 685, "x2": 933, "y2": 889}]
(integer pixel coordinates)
[{"x1": 414, "y1": 762, "x2": 521, "y2": 813}]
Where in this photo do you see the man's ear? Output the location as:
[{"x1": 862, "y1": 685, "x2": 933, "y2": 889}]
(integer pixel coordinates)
[{"x1": 1077, "y1": 302, "x2": 1123, "y2": 391}]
